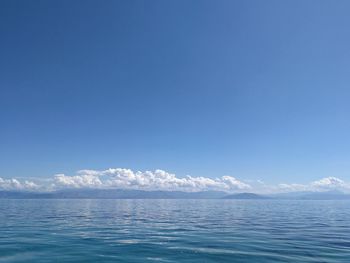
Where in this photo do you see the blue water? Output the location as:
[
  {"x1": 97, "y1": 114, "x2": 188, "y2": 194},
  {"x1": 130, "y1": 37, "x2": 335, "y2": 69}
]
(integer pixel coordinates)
[{"x1": 1, "y1": 200, "x2": 350, "y2": 262}]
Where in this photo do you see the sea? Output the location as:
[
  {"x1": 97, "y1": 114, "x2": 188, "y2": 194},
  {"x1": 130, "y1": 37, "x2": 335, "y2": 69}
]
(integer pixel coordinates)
[{"x1": 0, "y1": 199, "x2": 349, "y2": 262}]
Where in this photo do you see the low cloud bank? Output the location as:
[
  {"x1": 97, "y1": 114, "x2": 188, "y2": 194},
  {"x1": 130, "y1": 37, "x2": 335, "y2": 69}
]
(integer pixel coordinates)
[
  {"x1": 53, "y1": 169, "x2": 251, "y2": 192},
  {"x1": 276, "y1": 177, "x2": 349, "y2": 193},
  {"x1": 0, "y1": 168, "x2": 349, "y2": 194},
  {"x1": 0, "y1": 177, "x2": 39, "y2": 191}
]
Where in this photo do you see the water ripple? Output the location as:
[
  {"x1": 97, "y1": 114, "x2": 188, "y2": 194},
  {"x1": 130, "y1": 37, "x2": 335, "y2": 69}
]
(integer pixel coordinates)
[{"x1": 0, "y1": 200, "x2": 350, "y2": 262}]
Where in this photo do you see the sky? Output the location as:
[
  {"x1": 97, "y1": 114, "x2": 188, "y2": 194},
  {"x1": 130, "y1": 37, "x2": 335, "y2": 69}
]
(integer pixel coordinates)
[{"x1": 1, "y1": 0, "x2": 350, "y2": 192}]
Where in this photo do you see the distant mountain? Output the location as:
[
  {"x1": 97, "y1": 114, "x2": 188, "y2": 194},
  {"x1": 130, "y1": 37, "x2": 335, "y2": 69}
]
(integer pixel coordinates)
[
  {"x1": 299, "y1": 191, "x2": 350, "y2": 200},
  {"x1": 222, "y1": 193, "x2": 270, "y2": 199},
  {"x1": 271, "y1": 190, "x2": 350, "y2": 200},
  {"x1": 0, "y1": 189, "x2": 228, "y2": 199},
  {"x1": 0, "y1": 191, "x2": 52, "y2": 199},
  {"x1": 2, "y1": 189, "x2": 349, "y2": 200},
  {"x1": 269, "y1": 191, "x2": 312, "y2": 199}
]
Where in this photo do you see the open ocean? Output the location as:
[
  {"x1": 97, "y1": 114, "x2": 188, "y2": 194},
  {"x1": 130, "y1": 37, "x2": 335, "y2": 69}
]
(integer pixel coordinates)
[{"x1": 1, "y1": 199, "x2": 349, "y2": 262}]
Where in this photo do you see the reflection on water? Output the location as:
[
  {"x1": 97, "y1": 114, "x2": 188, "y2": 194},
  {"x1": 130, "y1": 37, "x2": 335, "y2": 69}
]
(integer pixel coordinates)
[{"x1": 1, "y1": 199, "x2": 350, "y2": 262}]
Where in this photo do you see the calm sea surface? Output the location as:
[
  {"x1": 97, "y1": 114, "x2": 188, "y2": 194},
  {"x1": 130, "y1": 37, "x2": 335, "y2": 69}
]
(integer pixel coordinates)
[{"x1": 0, "y1": 199, "x2": 349, "y2": 262}]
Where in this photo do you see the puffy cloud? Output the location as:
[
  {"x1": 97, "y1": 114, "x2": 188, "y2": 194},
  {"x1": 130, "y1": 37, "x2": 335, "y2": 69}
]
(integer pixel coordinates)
[
  {"x1": 1, "y1": 170, "x2": 349, "y2": 194},
  {"x1": 275, "y1": 177, "x2": 350, "y2": 193},
  {"x1": 54, "y1": 174, "x2": 102, "y2": 188},
  {"x1": 55, "y1": 169, "x2": 251, "y2": 192},
  {"x1": 0, "y1": 177, "x2": 39, "y2": 191},
  {"x1": 221, "y1": 176, "x2": 251, "y2": 189},
  {"x1": 311, "y1": 177, "x2": 347, "y2": 190}
]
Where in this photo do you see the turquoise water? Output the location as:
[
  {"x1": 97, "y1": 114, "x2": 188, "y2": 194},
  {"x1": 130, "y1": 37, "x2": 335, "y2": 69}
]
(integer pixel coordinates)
[{"x1": 1, "y1": 200, "x2": 349, "y2": 262}]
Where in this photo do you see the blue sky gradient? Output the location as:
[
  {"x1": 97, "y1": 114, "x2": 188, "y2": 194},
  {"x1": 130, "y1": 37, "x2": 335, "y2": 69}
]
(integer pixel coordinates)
[{"x1": 1, "y1": 0, "x2": 350, "y2": 185}]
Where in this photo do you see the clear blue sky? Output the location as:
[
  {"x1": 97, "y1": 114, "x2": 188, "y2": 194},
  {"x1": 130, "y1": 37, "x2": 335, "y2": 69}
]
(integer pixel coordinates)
[{"x1": 1, "y1": 0, "x2": 349, "y2": 184}]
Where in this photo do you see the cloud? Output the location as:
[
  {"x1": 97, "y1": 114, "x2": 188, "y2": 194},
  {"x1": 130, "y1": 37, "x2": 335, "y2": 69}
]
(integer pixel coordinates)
[
  {"x1": 0, "y1": 177, "x2": 39, "y2": 191},
  {"x1": 0, "y1": 170, "x2": 349, "y2": 194},
  {"x1": 311, "y1": 177, "x2": 347, "y2": 189},
  {"x1": 55, "y1": 169, "x2": 251, "y2": 192},
  {"x1": 275, "y1": 177, "x2": 350, "y2": 193},
  {"x1": 54, "y1": 174, "x2": 103, "y2": 188}
]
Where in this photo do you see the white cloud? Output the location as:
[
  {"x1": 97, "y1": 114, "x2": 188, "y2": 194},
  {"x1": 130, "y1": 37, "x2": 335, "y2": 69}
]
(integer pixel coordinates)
[
  {"x1": 311, "y1": 177, "x2": 347, "y2": 189},
  {"x1": 0, "y1": 177, "x2": 39, "y2": 191},
  {"x1": 54, "y1": 174, "x2": 102, "y2": 188},
  {"x1": 274, "y1": 177, "x2": 350, "y2": 193},
  {"x1": 1, "y1": 170, "x2": 349, "y2": 194},
  {"x1": 221, "y1": 175, "x2": 251, "y2": 190},
  {"x1": 56, "y1": 168, "x2": 251, "y2": 192}
]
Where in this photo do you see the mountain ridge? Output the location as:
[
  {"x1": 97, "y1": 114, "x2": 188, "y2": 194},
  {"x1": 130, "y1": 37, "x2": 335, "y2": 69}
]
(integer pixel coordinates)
[{"x1": 1, "y1": 189, "x2": 350, "y2": 200}]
